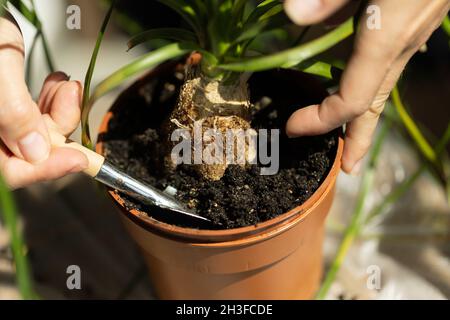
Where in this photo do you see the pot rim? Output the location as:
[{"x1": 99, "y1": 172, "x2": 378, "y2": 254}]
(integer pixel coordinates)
[{"x1": 96, "y1": 68, "x2": 343, "y2": 245}]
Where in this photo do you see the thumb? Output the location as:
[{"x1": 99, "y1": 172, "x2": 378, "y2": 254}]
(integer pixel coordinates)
[
  {"x1": 0, "y1": 16, "x2": 50, "y2": 163},
  {"x1": 284, "y1": 0, "x2": 349, "y2": 25}
]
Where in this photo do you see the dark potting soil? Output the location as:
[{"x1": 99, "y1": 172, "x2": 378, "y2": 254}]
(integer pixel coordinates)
[{"x1": 100, "y1": 64, "x2": 338, "y2": 229}]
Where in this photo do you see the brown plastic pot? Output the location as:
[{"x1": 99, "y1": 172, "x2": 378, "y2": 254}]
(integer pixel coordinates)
[{"x1": 96, "y1": 64, "x2": 344, "y2": 300}]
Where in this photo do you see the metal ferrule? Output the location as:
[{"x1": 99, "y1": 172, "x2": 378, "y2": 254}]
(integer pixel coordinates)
[{"x1": 95, "y1": 161, "x2": 209, "y2": 222}]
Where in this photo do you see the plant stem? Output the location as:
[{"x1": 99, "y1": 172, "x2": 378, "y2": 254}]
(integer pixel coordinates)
[
  {"x1": 315, "y1": 118, "x2": 391, "y2": 300},
  {"x1": 0, "y1": 175, "x2": 37, "y2": 299}
]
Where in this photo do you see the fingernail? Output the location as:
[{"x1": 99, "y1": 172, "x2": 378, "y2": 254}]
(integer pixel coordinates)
[
  {"x1": 58, "y1": 71, "x2": 70, "y2": 80},
  {"x1": 350, "y1": 159, "x2": 362, "y2": 176},
  {"x1": 18, "y1": 131, "x2": 50, "y2": 163},
  {"x1": 285, "y1": 0, "x2": 322, "y2": 24}
]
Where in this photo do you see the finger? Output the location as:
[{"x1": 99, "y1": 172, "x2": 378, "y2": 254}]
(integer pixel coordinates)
[
  {"x1": 40, "y1": 80, "x2": 82, "y2": 136},
  {"x1": 0, "y1": 146, "x2": 88, "y2": 190},
  {"x1": 286, "y1": 10, "x2": 398, "y2": 138},
  {"x1": 341, "y1": 48, "x2": 419, "y2": 174},
  {"x1": 0, "y1": 17, "x2": 50, "y2": 163},
  {"x1": 284, "y1": 0, "x2": 349, "y2": 25},
  {"x1": 341, "y1": 111, "x2": 382, "y2": 175},
  {"x1": 38, "y1": 71, "x2": 70, "y2": 113}
]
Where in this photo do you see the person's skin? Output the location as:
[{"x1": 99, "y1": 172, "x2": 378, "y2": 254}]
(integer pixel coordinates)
[
  {"x1": 0, "y1": 14, "x2": 88, "y2": 189},
  {"x1": 284, "y1": 0, "x2": 450, "y2": 175}
]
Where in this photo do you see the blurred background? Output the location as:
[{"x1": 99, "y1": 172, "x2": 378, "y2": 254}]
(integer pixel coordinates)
[{"x1": 0, "y1": 0, "x2": 449, "y2": 299}]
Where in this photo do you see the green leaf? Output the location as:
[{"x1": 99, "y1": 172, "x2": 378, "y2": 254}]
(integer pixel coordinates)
[
  {"x1": 82, "y1": 43, "x2": 192, "y2": 148},
  {"x1": 9, "y1": 0, "x2": 40, "y2": 26},
  {"x1": 235, "y1": 12, "x2": 287, "y2": 44},
  {"x1": 391, "y1": 87, "x2": 438, "y2": 167},
  {"x1": 441, "y1": 15, "x2": 450, "y2": 36},
  {"x1": 219, "y1": 18, "x2": 353, "y2": 72},
  {"x1": 127, "y1": 28, "x2": 198, "y2": 50},
  {"x1": 441, "y1": 15, "x2": 450, "y2": 47},
  {"x1": 207, "y1": 0, "x2": 235, "y2": 56},
  {"x1": 81, "y1": 0, "x2": 116, "y2": 145},
  {"x1": 296, "y1": 61, "x2": 337, "y2": 80},
  {"x1": 186, "y1": 0, "x2": 207, "y2": 17},
  {"x1": 8, "y1": 0, "x2": 54, "y2": 72},
  {"x1": 246, "y1": 0, "x2": 280, "y2": 23},
  {"x1": 232, "y1": 0, "x2": 248, "y2": 20},
  {"x1": 291, "y1": 60, "x2": 344, "y2": 80},
  {"x1": 0, "y1": 0, "x2": 7, "y2": 15},
  {"x1": 0, "y1": 174, "x2": 37, "y2": 299},
  {"x1": 257, "y1": 3, "x2": 283, "y2": 21}
]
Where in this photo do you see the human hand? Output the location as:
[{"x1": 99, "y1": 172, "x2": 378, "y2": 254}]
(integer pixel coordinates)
[
  {"x1": 0, "y1": 15, "x2": 88, "y2": 189},
  {"x1": 284, "y1": 0, "x2": 450, "y2": 174}
]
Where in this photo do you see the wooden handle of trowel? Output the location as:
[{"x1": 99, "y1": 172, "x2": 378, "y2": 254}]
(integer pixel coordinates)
[{"x1": 44, "y1": 117, "x2": 105, "y2": 177}]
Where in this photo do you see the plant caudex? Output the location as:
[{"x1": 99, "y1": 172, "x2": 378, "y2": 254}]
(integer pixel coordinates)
[{"x1": 82, "y1": 0, "x2": 354, "y2": 180}]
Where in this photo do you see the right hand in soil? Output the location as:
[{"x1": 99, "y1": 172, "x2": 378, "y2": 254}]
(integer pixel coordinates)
[{"x1": 0, "y1": 15, "x2": 88, "y2": 189}]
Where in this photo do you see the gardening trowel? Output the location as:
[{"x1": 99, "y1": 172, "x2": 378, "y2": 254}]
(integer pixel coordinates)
[{"x1": 44, "y1": 118, "x2": 211, "y2": 224}]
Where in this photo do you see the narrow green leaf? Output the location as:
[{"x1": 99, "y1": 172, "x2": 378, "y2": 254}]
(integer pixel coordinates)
[
  {"x1": 235, "y1": 12, "x2": 287, "y2": 45},
  {"x1": 245, "y1": 0, "x2": 280, "y2": 24},
  {"x1": 392, "y1": 86, "x2": 438, "y2": 167},
  {"x1": 219, "y1": 18, "x2": 353, "y2": 72},
  {"x1": 295, "y1": 60, "x2": 338, "y2": 80},
  {"x1": 207, "y1": 0, "x2": 235, "y2": 56},
  {"x1": 9, "y1": 0, "x2": 40, "y2": 27},
  {"x1": 289, "y1": 59, "x2": 344, "y2": 80},
  {"x1": 186, "y1": 0, "x2": 207, "y2": 17},
  {"x1": 81, "y1": 0, "x2": 116, "y2": 143},
  {"x1": 232, "y1": 0, "x2": 248, "y2": 20},
  {"x1": 257, "y1": 3, "x2": 283, "y2": 21},
  {"x1": 0, "y1": 174, "x2": 37, "y2": 299},
  {"x1": 9, "y1": 0, "x2": 54, "y2": 72},
  {"x1": 82, "y1": 43, "x2": 192, "y2": 148},
  {"x1": 0, "y1": 0, "x2": 7, "y2": 15},
  {"x1": 441, "y1": 15, "x2": 450, "y2": 41},
  {"x1": 127, "y1": 28, "x2": 197, "y2": 51}
]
